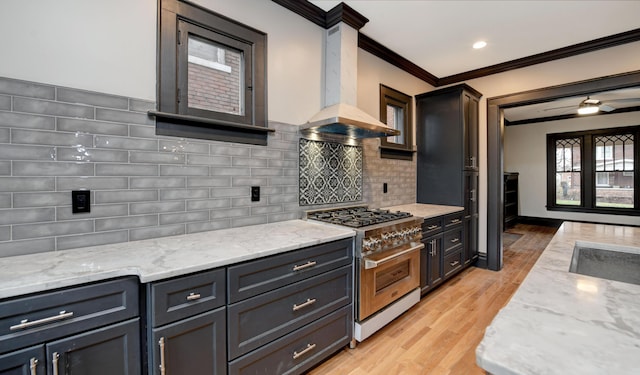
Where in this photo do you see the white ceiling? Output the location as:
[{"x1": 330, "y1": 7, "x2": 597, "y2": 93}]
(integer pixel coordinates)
[
  {"x1": 309, "y1": 0, "x2": 640, "y2": 78},
  {"x1": 309, "y1": 0, "x2": 640, "y2": 122}
]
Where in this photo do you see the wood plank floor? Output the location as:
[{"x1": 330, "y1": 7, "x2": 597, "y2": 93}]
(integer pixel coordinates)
[{"x1": 308, "y1": 223, "x2": 558, "y2": 375}]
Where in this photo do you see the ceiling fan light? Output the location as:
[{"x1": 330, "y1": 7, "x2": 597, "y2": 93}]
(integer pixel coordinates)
[{"x1": 578, "y1": 97, "x2": 600, "y2": 115}]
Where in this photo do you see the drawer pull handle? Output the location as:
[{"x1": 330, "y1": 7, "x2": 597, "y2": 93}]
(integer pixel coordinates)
[
  {"x1": 10, "y1": 311, "x2": 74, "y2": 331},
  {"x1": 29, "y1": 358, "x2": 38, "y2": 375},
  {"x1": 52, "y1": 353, "x2": 59, "y2": 375},
  {"x1": 450, "y1": 219, "x2": 461, "y2": 224},
  {"x1": 292, "y1": 298, "x2": 317, "y2": 311},
  {"x1": 186, "y1": 292, "x2": 201, "y2": 301},
  {"x1": 159, "y1": 337, "x2": 166, "y2": 375},
  {"x1": 293, "y1": 343, "x2": 316, "y2": 360},
  {"x1": 427, "y1": 225, "x2": 439, "y2": 230},
  {"x1": 292, "y1": 261, "x2": 317, "y2": 271},
  {"x1": 450, "y1": 238, "x2": 460, "y2": 243},
  {"x1": 450, "y1": 260, "x2": 460, "y2": 267}
]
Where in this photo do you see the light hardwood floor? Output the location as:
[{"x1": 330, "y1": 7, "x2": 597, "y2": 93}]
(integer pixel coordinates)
[{"x1": 308, "y1": 224, "x2": 558, "y2": 375}]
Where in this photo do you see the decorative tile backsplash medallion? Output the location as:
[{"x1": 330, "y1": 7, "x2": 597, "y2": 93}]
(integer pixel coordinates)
[{"x1": 299, "y1": 138, "x2": 362, "y2": 205}]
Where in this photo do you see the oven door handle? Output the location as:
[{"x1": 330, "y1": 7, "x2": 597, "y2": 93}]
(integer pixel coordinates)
[{"x1": 364, "y1": 243, "x2": 424, "y2": 269}]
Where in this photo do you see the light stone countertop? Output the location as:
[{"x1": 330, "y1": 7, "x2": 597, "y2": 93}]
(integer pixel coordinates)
[
  {"x1": 383, "y1": 203, "x2": 463, "y2": 219},
  {"x1": 476, "y1": 221, "x2": 640, "y2": 375},
  {"x1": 0, "y1": 220, "x2": 355, "y2": 299}
]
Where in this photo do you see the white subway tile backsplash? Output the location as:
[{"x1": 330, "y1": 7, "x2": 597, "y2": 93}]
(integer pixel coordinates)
[
  {"x1": 130, "y1": 177, "x2": 185, "y2": 189},
  {"x1": 0, "y1": 77, "x2": 55, "y2": 99},
  {"x1": 96, "y1": 107, "x2": 153, "y2": 125},
  {"x1": 13, "y1": 220, "x2": 94, "y2": 240},
  {"x1": 14, "y1": 97, "x2": 94, "y2": 119},
  {"x1": 56, "y1": 87, "x2": 129, "y2": 109},
  {"x1": 186, "y1": 198, "x2": 230, "y2": 211},
  {"x1": 210, "y1": 144, "x2": 250, "y2": 156},
  {"x1": 96, "y1": 163, "x2": 158, "y2": 176},
  {"x1": 128, "y1": 124, "x2": 157, "y2": 138},
  {"x1": 159, "y1": 188, "x2": 209, "y2": 200},
  {"x1": 231, "y1": 177, "x2": 268, "y2": 187},
  {"x1": 232, "y1": 157, "x2": 268, "y2": 168},
  {"x1": 0, "y1": 238, "x2": 55, "y2": 257},
  {"x1": 56, "y1": 177, "x2": 129, "y2": 191},
  {"x1": 129, "y1": 98, "x2": 156, "y2": 113},
  {"x1": 210, "y1": 207, "x2": 250, "y2": 219},
  {"x1": 57, "y1": 118, "x2": 129, "y2": 136},
  {"x1": 130, "y1": 151, "x2": 186, "y2": 164},
  {"x1": 57, "y1": 147, "x2": 128, "y2": 163},
  {"x1": 96, "y1": 214, "x2": 158, "y2": 232},
  {"x1": 130, "y1": 224, "x2": 185, "y2": 241},
  {"x1": 57, "y1": 230, "x2": 129, "y2": 251},
  {"x1": 0, "y1": 226, "x2": 9, "y2": 241},
  {"x1": 0, "y1": 128, "x2": 8, "y2": 143},
  {"x1": 186, "y1": 220, "x2": 229, "y2": 234},
  {"x1": 0, "y1": 177, "x2": 55, "y2": 192},
  {"x1": 56, "y1": 204, "x2": 129, "y2": 221},
  {"x1": 130, "y1": 201, "x2": 186, "y2": 215},
  {"x1": 95, "y1": 135, "x2": 158, "y2": 151},
  {"x1": 160, "y1": 165, "x2": 209, "y2": 176},
  {"x1": 13, "y1": 192, "x2": 69, "y2": 208},
  {"x1": 0, "y1": 144, "x2": 56, "y2": 161},
  {"x1": 95, "y1": 190, "x2": 158, "y2": 204},
  {"x1": 159, "y1": 211, "x2": 209, "y2": 225},
  {"x1": 13, "y1": 161, "x2": 94, "y2": 176},
  {"x1": 187, "y1": 154, "x2": 232, "y2": 166},
  {"x1": 187, "y1": 176, "x2": 232, "y2": 188},
  {"x1": 0, "y1": 111, "x2": 55, "y2": 130},
  {"x1": 0, "y1": 194, "x2": 10, "y2": 208},
  {"x1": 0, "y1": 95, "x2": 10, "y2": 111},
  {"x1": 12, "y1": 129, "x2": 94, "y2": 147},
  {"x1": 159, "y1": 139, "x2": 209, "y2": 154},
  {"x1": 232, "y1": 215, "x2": 267, "y2": 227},
  {"x1": 0, "y1": 161, "x2": 10, "y2": 175}
]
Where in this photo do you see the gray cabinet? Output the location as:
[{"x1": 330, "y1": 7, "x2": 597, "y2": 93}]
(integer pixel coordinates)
[
  {"x1": 0, "y1": 277, "x2": 140, "y2": 375},
  {"x1": 416, "y1": 84, "x2": 481, "y2": 268},
  {"x1": 227, "y1": 238, "x2": 353, "y2": 375},
  {"x1": 420, "y1": 212, "x2": 465, "y2": 295},
  {"x1": 146, "y1": 268, "x2": 226, "y2": 375}
]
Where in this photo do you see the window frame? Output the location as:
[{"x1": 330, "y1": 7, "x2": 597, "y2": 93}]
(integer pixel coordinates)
[
  {"x1": 379, "y1": 84, "x2": 415, "y2": 160},
  {"x1": 546, "y1": 125, "x2": 639, "y2": 216},
  {"x1": 152, "y1": 0, "x2": 271, "y2": 145}
]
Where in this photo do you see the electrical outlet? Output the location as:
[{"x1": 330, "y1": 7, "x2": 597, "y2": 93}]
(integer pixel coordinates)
[
  {"x1": 251, "y1": 186, "x2": 260, "y2": 202},
  {"x1": 383, "y1": 183, "x2": 388, "y2": 194},
  {"x1": 72, "y1": 190, "x2": 91, "y2": 213}
]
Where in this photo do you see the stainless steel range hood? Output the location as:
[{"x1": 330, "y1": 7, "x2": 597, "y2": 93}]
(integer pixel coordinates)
[{"x1": 301, "y1": 23, "x2": 399, "y2": 139}]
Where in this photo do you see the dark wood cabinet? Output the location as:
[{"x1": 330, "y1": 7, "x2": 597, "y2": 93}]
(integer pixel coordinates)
[
  {"x1": 0, "y1": 278, "x2": 140, "y2": 375},
  {"x1": 416, "y1": 84, "x2": 481, "y2": 268},
  {"x1": 227, "y1": 239, "x2": 353, "y2": 375},
  {"x1": 420, "y1": 212, "x2": 465, "y2": 295},
  {"x1": 504, "y1": 172, "x2": 519, "y2": 228},
  {"x1": 146, "y1": 268, "x2": 226, "y2": 375}
]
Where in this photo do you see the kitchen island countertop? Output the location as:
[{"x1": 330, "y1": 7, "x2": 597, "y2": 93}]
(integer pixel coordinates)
[
  {"x1": 383, "y1": 203, "x2": 463, "y2": 219},
  {"x1": 0, "y1": 220, "x2": 355, "y2": 299},
  {"x1": 476, "y1": 221, "x2": 640, "y2": 375}
]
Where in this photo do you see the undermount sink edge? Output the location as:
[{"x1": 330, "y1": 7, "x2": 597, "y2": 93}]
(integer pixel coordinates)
[{"x1": 569, "y1": 240, "x2": 640, "y2": 286}]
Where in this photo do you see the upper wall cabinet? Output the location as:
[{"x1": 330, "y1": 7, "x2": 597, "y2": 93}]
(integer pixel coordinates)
[{"x1": 415, "y1": 84, "x2": 482, "y2": 206}]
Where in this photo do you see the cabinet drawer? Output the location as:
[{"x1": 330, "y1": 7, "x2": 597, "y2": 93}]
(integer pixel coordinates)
[
  {"x1": 443, "y1": 227, "x2": 463, "y2": 254},
  {"x1": 421, "y1": 217, "x2": 443, "y2": 237},
  {"x1": 444, "y1": 249, "x2": 464, "y2": 279},
  {"x1": 228, "y1": 305, "x2": 351, "y2": 375},
  {"x1": 228, "y1": 265, "x2": 351, "y2": 360},
  {"x1": 0, "y1": 277, "x2": 138, "y2": 354},
  {"x1": 443, "y1": 212, "x2": 464, "y2": 229},
  {"x1": 228, "y1": 238, "x2": 352, "y2": 303},
  {"x1": 149, "y1": 268, "x2": 225, "y2": 327}
]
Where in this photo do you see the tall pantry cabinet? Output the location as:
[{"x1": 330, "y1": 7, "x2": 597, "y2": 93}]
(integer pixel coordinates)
[{"x1": 416, "y1": 84, "x2": 481, "y2": 266}]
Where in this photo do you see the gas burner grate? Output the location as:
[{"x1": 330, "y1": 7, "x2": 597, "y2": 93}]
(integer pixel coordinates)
[{"x1": 307, "y1": 207, "x2": 413, "y2": 228}]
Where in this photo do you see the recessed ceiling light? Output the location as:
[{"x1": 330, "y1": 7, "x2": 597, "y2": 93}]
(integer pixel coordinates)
[{"x1": 473, "y1": 41, "x2": 487, "y2": 49}]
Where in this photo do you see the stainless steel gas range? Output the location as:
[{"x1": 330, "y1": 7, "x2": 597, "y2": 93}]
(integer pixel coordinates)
[{"x1": 305, "y1": 206, "x2": 424, "y2": 344}]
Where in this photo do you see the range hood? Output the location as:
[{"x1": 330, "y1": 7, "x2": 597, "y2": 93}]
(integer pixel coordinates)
[{"x1": 301, "y1": 23, "x2": 399, "y2": 139}]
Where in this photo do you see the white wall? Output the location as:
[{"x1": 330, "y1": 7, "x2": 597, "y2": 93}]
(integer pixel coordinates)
[
  {"x1": 466, "y1": 41, "x2": 640, "y2": 252},
  {"x1": 505, "y1": 112, "x2": 640, "y2": 226}
]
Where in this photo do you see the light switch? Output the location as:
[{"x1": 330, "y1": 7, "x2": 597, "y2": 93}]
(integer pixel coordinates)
[{"x1": 72, "y1": 190, "x2": 91, "y2": 213}]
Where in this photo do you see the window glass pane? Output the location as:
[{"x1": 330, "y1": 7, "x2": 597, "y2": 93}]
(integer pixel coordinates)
[
  {"x1": 595, "y1": 133, "x2": 634, "y2": 208},
  {"x1": 187, "y1": 35, "x2": 244, "y2": 115},
  {"x1": 386, "y1": 104, "x2": 405, "y2": 144},
  {"x1": 555, "y1": 138, "x2": 581, "y2": 172},
  {"x1": 556, "y1": 172, "x2": 581, "y2": 206}
]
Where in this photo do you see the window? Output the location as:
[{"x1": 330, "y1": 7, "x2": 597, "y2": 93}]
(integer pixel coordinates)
[
  {"x1": 379, "y1": 85, "x2": 415, "y2": 160},
  {"x1": 547, "y1": 126, "x2": 639, "y2": 215},
  {"x1": 152, "y1": 0, "x2": 271, "y2": 145}
]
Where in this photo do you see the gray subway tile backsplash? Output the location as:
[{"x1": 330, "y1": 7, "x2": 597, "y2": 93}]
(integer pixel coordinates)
[{"x1": 0, "y1": 76, "x2": 416, "y2": 258}]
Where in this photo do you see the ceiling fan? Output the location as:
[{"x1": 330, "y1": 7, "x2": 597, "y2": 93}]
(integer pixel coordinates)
[{"x1": 544, "y1": 95, "x2": 640, "y2": 115}]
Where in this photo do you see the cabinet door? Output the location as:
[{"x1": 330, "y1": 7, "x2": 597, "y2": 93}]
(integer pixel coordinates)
[
  {"x1": 0, "y1": 346, "x2": 44, "y2": 375},
  {"x1": 422, "y1": 236, "x2": 443, "y2": 292},
  {"x1": 151, "y1": 308, "x2": 226, "y2": 375},
  {"x1": 464, "y1": 92, "x2": 479, "y2": 171},
  {"x1": 46, "y1": 319, "x2": 140, "y2": 375},
  {"x1": 464, "y1": 216, "x2": 479, "y2": 265}
]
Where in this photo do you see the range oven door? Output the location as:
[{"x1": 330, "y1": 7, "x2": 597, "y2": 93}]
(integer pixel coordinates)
[{"x1": 358, "y1": 242, "x2": 423, "y2": 321}]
